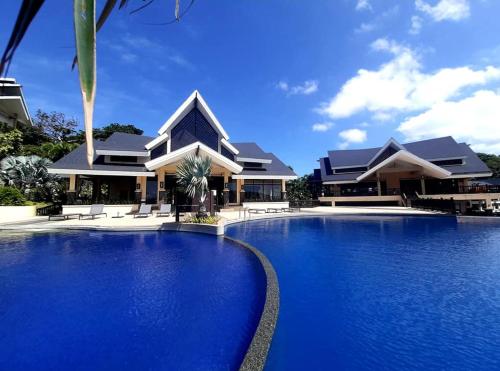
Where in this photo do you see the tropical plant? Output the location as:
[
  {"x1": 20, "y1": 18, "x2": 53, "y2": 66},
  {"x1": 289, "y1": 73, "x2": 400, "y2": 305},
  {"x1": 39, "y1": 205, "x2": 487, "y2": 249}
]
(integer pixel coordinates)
[
  {"x1": 176, "y1": 154, "x2": 212, "y2": 217},
  {"x1": 477, "y1": 153, "x2": 500, "y2": 177},
  {"x1": 1, "y1": 0, "x2": 193, "y2": 167},
  {"x1": 0, "y1": 128, "x2": 23, "y2": 158},
  {"x1": 0, "y1": 186, "x2": 27, "y2": 206},
  {"x1": 286, "y1": 175, "x2": 312, "y2": 201},
  {"x1": 0, "y1": 155, "x2": 61, "y2": 201}
]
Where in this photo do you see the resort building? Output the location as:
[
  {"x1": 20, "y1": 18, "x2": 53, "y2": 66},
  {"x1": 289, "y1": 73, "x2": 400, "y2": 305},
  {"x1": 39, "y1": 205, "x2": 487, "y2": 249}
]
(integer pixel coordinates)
[
  {"x1": 48, "y1": 90, "x2": 297, "y2": 207},
  {"x1": 315, "y1": 137, "x2": 500, "y2": 210},
  {"x1": 0, "y1": 78, "x2": 32, "y2": 127}
]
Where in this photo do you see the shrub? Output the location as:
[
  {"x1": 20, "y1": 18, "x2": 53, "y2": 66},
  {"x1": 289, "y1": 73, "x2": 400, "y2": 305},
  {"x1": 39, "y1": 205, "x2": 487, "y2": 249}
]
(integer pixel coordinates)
[
  {"x1": 0, "y1": 186, "x2": 27, "y2": 206},
  {"x1": 184, "y1": 215, "x2": 221, "y2": 225}
]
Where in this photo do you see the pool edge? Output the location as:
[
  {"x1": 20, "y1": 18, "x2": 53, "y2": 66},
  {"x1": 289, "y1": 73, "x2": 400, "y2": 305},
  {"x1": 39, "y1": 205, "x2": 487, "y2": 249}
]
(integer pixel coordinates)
[{"x1": 224, "y1": 236, "x2": 280, "y2": 371}]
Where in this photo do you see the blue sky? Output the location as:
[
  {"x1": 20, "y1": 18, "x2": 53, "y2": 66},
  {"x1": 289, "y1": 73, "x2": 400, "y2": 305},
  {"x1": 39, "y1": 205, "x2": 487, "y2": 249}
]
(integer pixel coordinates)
[{"x1": 2, "y1": 0, "x2": 500, "y2": 175}]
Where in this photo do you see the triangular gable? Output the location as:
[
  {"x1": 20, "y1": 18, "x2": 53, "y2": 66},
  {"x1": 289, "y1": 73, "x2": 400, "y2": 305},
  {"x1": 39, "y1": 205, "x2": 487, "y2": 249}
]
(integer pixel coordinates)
[
  {"x1": 357, "y1": 150, "x2": 452, "y2": 182},
  {"x1": 367, "y1": 138, "x2": 406, "y2": 167},
  {"x1": 157, "y1": 90, "x2": 229, "y2": 140},
  {"x1": 144, "y1": 141, "x2": 243, "y2": 174}
]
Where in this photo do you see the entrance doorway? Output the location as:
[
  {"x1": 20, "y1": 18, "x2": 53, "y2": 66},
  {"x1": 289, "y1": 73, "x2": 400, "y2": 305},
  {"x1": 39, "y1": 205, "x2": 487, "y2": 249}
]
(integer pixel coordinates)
[{"x1": 400, "y1": 179, "x2": 422, "y2": 197}]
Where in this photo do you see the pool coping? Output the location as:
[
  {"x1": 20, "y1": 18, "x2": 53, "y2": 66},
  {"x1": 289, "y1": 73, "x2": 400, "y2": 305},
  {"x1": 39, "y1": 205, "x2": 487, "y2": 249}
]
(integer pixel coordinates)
[{"x1": 224, "y1": 236, "x2": 280, "y2": 371}]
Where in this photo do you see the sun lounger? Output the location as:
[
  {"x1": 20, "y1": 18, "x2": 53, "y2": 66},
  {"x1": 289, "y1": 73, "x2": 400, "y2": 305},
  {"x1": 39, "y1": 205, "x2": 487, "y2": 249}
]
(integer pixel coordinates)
[
  {"x1": 134, "y1": 204, "x2": 152, "y2": 218},
  {"x1": 48, "y1": 213, "x2": 80, "y2": 221},
  {"x1": 156, "y1": 203, "x2": 172, "y2": 217},
  {"x1": 248, "y1": 208, "x2": 266, "y2": 214},
  {"x1": 266, "y1": 208, "x2": 282, "y2": 213},
  {"x1": 79, "y1": 204, "x2": 107, "y2": 220}
]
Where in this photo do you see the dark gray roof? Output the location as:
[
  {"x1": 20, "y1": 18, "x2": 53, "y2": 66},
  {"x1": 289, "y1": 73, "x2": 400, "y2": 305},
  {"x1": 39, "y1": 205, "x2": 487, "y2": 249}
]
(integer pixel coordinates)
[
  {"x1": 233, "y1": 142, "x2": 296, "y2": 177},
  {"x1": 319, "y1": 157, "x2": 361, "y2": 183},
  {"x1": 232, "y1": 142, "x2": 269, "y2": 159},
  {"x1": 402, "y1": 136, "x2": 466, "y2": 159},
  {"x1": 98, "y1": 132, "x2": 154, "y2": 152},
  {"x1": 49, "y1": 140, "x2": 150, "y2": 173},
  {"x1": 320, "y1": 136, "x2": 491, "y2": 183},
  {"x1": 327, "y1": 147, "x2": 379, "y2": 168}
]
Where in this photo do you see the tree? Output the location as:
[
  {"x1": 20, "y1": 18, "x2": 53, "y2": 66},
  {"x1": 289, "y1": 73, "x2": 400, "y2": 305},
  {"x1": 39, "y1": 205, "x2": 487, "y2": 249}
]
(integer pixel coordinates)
[
  {"x1": 0, "y1": 128, "x2": 23, "y2": 158},
  {"x1": 30, "y1": 110, "x2": 79, "y2": 143},
  {"x1": 0, "y1": 155, "x2": 62, "y2": 202},
  {"x1": 478, "y1": 153, "x2": 500, "y2": 177},
  {"x1": 72, "y1": 123, "x2": 144, "y2": 143},
  {"x1": 1, "y1": 0, "x2": 191, "y2": 167},
  {"x1": 286, "y1": 175, "x2": 313, "y2": 201},
  {"x1": 176, "y1": 155, "x2": 212, "y2": 217}
]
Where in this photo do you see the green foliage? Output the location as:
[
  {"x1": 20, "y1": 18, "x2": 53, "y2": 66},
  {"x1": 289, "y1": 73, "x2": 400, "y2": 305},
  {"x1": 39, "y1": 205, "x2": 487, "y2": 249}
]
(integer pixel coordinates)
[
  {"x1": 176, "y1": 155, "x2": 212, "y2": 201},
  {"x1": 286, "y1": 175, "x2": 312, "y2": 201},
  {"x1": 0, "y1": 128, "x2": 23, "y2": 158},
  {"x1": 184, "y1": 215, "x2": 220, "y2": 225},
  {"x1": 29, "y1": 110, "x2": 79, "y2": 144},
  {"x1": 72, "y1": 123, "x2": 144, "y2": 143},
  {"x1": 0, "y1": 186, "x2": 27, "y2": 206},
  {"x1": 477, "y1": 153, "x2": 500, "y2": 177},
  {"x1": 0, "y1": 155, "x2": 62, "y2": 202}
]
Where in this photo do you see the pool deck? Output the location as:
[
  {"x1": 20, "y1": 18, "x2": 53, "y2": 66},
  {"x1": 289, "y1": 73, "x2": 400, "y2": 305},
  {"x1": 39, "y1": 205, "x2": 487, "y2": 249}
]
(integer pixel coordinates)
[{"x1": 0, "y1": 206, "x2": 439, "y2": 233}]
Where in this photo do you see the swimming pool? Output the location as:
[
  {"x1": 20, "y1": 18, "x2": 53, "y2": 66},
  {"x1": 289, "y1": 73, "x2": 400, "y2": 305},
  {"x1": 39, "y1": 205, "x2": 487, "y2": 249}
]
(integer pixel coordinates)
[
  {"x1": 227, "y1": 216, "x2": 500, "y2": 370},
  {"x1": 0, "y1": 231, "x2": 266, "y2": 370}
]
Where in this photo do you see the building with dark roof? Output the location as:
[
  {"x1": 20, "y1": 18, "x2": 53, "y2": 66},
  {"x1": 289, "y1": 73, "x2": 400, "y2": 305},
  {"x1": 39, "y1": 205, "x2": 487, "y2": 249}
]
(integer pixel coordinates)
[
  {"x1": 315, "y1": 137, "x2": 499, "y2": 209},
  {"x1": 49, "y1": 91, "x2": 297, "y2": 206},
  {"x1": 0, "y1": 78, "x2": 32, "y2": 127}
]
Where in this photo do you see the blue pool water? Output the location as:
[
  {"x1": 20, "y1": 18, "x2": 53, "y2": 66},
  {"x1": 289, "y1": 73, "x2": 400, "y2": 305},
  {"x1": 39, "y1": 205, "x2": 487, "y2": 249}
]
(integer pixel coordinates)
[
  {"x1": 227, "y1": 216, "x2": 500, "y2": 370},
  {"x1": 0, "y1": 231, "x2": 266, "y2": 370}
]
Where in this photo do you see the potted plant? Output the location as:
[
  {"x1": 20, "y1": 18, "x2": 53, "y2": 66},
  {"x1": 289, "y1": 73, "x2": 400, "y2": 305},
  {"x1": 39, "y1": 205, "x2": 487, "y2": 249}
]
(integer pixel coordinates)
[{"x1": 176, "y1": 154, "x2": 212, "y2": 217}]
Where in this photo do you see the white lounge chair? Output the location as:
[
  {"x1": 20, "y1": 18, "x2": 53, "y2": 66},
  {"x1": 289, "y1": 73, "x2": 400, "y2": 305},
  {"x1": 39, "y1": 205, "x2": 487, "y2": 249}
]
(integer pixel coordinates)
[
  {"x1": 157, "y1": 203, "x2": 172, "y2": 217},
  {"x1": 134, "y1": 204, "x2": 152, "y2": 218},
  {"x1": 79, "y1": 204, "x2": 107, "y2": 220}
]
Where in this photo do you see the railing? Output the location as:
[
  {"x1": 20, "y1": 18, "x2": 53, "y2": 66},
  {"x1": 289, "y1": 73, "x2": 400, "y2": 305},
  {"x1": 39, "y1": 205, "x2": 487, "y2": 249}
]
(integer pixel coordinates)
[
  {"x1": 243, "y1": 195, "x2": 284, "y2": 202},
  {"x1": 67, "y1": 199, "x2": 137, "y2": 205},
  {"x1": 411, "y1": 198, "x2": 456, "y2": 214},
  {"x1": 426, "y1": 185, "x2": 500, "y2": 195},
  {"x1": 289, "y1": 200, "x2": 321, "y2": 208},
  {"x1": 323, "y1": 188, "x2": 401, "y2": 197},
  {"x1": 36, "y1": 204, "x2": 62, "y2": 216}
]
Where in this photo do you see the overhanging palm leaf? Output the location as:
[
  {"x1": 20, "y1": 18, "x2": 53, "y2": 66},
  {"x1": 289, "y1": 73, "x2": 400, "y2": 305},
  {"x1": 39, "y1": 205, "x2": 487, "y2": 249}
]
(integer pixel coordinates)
[{"x1": 74, "y1": 0, "x2": 96, "y2": 168}]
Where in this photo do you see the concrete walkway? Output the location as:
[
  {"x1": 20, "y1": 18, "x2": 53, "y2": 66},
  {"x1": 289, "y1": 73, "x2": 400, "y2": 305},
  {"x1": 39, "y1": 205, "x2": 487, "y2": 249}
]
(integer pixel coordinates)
[{"x1": 0, "y1": 206, "x2": 437, "y2": 232}]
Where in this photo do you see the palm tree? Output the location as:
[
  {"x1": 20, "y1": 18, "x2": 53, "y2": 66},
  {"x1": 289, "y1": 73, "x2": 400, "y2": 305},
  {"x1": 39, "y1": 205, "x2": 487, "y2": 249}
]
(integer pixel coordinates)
[
  {"x1": 0, "y1": 0, "x2": 193, "y2": 167},
  {"x1": 176, "y1": 154, "x2": 212, "y2": 217},
  {"x1": 0, "y1": 155, "x2": 61, "y2": 201}
]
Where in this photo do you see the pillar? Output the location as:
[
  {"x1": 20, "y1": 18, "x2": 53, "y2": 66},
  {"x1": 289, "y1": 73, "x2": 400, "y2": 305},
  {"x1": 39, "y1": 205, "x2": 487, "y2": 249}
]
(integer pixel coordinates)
[
  {"x1": 222, "y1": 172, "x2": 229, "y2": 207},
  {"x1": 157, "y1": 169, "x2": 165, "y2": 203},
  {"x1": 67, "y1": 174, "x2": 77, "y2": 204},
  {"x1": 239, "y1": 179, "x2": 245, "y2": 204},
  {"x1": 135, "y1": 176, "x2": 146, "y2": 203},
  {"x1": 377, "y1": 175, "x2": 382, "y2": 197},
  {"x1": 420, "y1": 176, "x2": 426, "y2": 195},
  {"x1": 281, "y1": 179, "x2": 287, "y2": 200}
]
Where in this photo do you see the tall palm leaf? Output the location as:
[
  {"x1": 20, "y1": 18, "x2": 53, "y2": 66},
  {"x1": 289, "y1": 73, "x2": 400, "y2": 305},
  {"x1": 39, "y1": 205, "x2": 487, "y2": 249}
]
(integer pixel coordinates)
[
  {"x1": 74, "y1": 0, "x2": 96, "y2": 168},
  {"x1": 176, "y1": 154, "x2": 212, "y2": 215}
]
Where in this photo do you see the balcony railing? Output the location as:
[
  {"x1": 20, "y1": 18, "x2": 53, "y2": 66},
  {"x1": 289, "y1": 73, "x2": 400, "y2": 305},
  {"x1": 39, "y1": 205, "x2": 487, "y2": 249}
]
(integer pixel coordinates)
[
  {"x1": 426, "y1": 185, "x2": 500, "y2": 195},
  {"x1": 323, "y1": 188, "x2": 401, "y2": 197}
]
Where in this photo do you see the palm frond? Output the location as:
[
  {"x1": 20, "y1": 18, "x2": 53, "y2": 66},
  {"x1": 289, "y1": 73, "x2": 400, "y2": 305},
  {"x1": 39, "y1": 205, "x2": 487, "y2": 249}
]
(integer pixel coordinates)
[
  {"x1": 72, "y1": 0, "x2": 119, "y2": 70},
  {"x1": 74, "y1": 0, "x2": 96, "y2": 168},
  {"x1": 0, "y1": 0, "x2": 45, "y2": 76}
]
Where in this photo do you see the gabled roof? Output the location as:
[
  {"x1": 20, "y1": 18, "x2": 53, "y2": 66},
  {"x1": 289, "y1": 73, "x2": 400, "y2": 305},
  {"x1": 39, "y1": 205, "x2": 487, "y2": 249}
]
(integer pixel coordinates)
[
  {"x1": 231, "y1": 143, "x2": 297, "y2": 179},
  {"x1": 48, "y1": 140, "x2": 155, "y2": 177},
  {"x1": 145, "y1": 141, "x2": 243, "y2": 174},
  {"x1": 157, "y1": 90, "x2": 229, "y2": 139},
  {"x1": 356, "y1": 150, "x2": 451, "y2": 182},
  {"x1": 367, "y1": 138, "x2": 406, "y2": 166}
]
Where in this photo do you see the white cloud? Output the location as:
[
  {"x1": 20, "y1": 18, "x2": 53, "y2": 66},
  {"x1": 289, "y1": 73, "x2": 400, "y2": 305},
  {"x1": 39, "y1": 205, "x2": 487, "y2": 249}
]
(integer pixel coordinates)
[
  {"x1": 415, "y1": 0, "x2": 470, "y2": 22},
  {"x1": 338, "y1": 128, "x2": 367, "y2": 149},
  {"x1": 354, "y1": 6, "x2": 400, "y2": 34},
  {"x1": 312, "y1": 122, "x2": 334, "y2": 132},
  {"x1": 277, "y1": 80, "x2": 319, "y2": 96},
  {"x1": 356, "y1": 0, "x2": 372, "y2": 11},
  {"x1": 409, "y1": 15, "x2": 423, "y2": 35},
  {"x1": 398, "y1": 90, "x2": 500, "y2": 154},
  {"x1": 318, "y1": 38, "x2": 500, "y2": 119}
]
